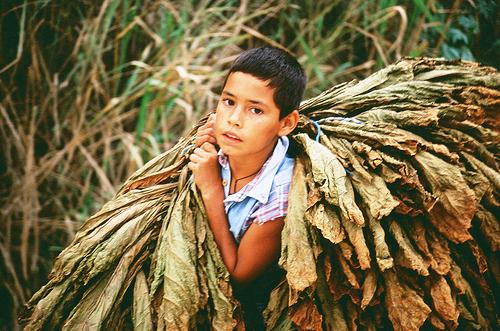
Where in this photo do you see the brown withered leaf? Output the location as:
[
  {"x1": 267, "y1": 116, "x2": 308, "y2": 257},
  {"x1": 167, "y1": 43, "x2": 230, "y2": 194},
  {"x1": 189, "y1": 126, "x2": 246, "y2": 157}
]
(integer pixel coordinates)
[
  {"x1": 351, "y1": 141, "x2": 383, "y2": 169},
  {"x1": 378, "y1": 163, "x2": 402, "y2": 183},
  {"x1": 345, "y1": 299, "x2": 360, "y2": 331},
  {"x1": 335, "y1": 246, "x2": 360, "y2": 289},
  {"x1": 279, "y1": 158, "x2": 317, "y2": 295},
  {"x1": 305, "y1": 202, "x2": 345, "y2": 244},
  {"x1": 326, "y1": 254, "x2": 350, "y2": 302},
  {"x1": 132, "y1": 271, "x2": 153, "y2": 331},
  {"x1": 289, "y1": 297, "x2": 323, "y2": 331},
  {"x1": 63, "y1": 230, "x2": 151, "y2": 330},
  {"x1": 405, "y1": 219, "x2": 433, "y2": 263},
  {"x1": 451, "y1": 264, "x2": 490, "y2": 330},
  {"x1": 367, "y1": 216, "x2": 393, "y2": 271},
  {"x1": 332, "y1": 139, "x2": 399, "y2": 222},
  {"x1": 263, "y1": 280, "x2": 291, "y2": 330},
  {"x1": 426, "y1": 228, "x2": 452, "y2": 275},
  {"x1": 414, "y1": 151, "x2": 476, "y2": 243},
  {"x1": 474, "y1": 205, "x2": 500, "y2": 252},
  {"x1": 337, "y1": 241, "x2": 355, "y2": 265},
  {"x1": 341, "y1": 178, "x2": 371, "y2": 270},
  {"x1": 315, "y1": 256, "x2": 349, "y2": 331},
  {"x1": 429, "y1": 276, "x2": 459, "y2": 328},
  {"x1": 355, "y1": 108, "x2": 441, "y2": 128},
  {"x1": 460, "y1": 167, "x2": 492, "y2": 203},
  {"x1": 360, "y1": 270, "x2": 377, "y2": 310},
  {"x1": 296, "y1": 134, "x2": 365, "y2": 227},
  {"x1": 123, "y1": 157, "x2": 186, "y2": 192},
  {"x1": 448, "y1": 260, "x2": 467, "y2": 295},
  {"x1": 466, "y1": 239, "x2": 488, "y2": 273},
  {"x1": 389, "y1": 220, "x2": 429, "y2": 276},
  {"x1": 383, "y1": 270, "x2": 431, "y2": 331},
  {"x1": 428, "y1": 312, "x2": 446, "y2": 330}
]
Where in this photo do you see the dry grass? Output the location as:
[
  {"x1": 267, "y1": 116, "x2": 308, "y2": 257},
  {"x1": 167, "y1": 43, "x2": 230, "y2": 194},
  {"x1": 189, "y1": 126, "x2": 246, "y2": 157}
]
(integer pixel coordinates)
[{"x1": 0, "y1": 0, "x2": 495, "y2": 329}]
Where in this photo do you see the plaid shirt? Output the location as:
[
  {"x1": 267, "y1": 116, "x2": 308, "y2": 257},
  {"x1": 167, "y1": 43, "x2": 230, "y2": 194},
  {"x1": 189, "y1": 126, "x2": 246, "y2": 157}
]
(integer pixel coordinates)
[{"x1": 218, "y1": 136, "x2": 294, "y2": 243}]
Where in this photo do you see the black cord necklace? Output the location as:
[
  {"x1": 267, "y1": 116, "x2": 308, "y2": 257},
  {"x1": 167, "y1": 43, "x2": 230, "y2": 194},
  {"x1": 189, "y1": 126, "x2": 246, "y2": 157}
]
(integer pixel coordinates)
[{"x1": 230, "y1": 169, "x2": 260, "y2": 194}]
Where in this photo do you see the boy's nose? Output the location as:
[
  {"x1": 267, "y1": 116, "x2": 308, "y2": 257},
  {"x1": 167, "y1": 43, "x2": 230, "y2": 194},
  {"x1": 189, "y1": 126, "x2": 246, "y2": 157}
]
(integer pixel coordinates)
[{"x1": 228, "y1": 106, "x2": 243, "y2": 126}]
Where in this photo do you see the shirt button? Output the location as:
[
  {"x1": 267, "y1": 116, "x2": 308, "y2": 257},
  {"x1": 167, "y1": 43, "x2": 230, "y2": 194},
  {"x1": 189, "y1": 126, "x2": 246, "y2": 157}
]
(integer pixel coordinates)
[{"x1": 222, "y1": 179, "x2": 227, "y2": 186}]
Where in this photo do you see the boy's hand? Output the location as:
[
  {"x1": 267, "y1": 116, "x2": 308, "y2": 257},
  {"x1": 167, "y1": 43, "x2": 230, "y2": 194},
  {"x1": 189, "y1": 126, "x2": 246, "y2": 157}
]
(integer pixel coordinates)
[
  {"x1": 188, "y1": 142, "x2": 222, "y2": 198},
  {"x1": 195, "y1": 114, "x2": 217, "y2": 147}
]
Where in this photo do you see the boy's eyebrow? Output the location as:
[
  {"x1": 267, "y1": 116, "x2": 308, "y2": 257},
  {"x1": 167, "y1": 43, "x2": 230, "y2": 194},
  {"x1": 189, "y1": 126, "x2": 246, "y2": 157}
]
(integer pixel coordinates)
[{"x1": 222, "y1": 90, "x2": 265, "y2": 105}]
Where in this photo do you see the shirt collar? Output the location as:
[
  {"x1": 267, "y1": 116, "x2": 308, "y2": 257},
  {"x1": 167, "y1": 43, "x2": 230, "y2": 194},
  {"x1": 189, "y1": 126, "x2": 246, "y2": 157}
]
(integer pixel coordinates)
[{"x1": 218, "y1": 136, "x2": 290, "y2": 204}]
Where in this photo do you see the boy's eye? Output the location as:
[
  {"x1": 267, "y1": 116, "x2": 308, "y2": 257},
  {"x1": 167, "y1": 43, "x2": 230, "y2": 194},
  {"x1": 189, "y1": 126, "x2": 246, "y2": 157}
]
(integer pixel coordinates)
[
  {"x1": 250, "y1": 107, "x2": 263, "y2": 115},
  {"x1": 222, "y1": 98, "x2": 234, "y2": 106}
]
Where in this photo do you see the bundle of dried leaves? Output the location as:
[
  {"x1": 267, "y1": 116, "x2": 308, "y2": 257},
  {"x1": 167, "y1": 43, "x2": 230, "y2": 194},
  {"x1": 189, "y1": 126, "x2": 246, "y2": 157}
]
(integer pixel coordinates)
[{"x1": 21, "y1": 58, "x2": 499, "y2": 330}]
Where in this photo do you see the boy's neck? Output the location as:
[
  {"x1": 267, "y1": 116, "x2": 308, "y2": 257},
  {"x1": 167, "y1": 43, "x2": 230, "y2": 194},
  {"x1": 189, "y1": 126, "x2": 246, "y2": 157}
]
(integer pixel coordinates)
[
  {"x1": 227, "y1": 140, "x2": 278, "y2": 180},
  {"x1": 228, "y1": 153, "x2": 268, "y2": 180}
]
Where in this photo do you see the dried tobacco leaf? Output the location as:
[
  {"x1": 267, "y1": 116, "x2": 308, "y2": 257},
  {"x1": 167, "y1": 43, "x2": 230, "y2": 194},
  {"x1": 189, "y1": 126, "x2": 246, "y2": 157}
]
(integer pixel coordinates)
[
  {"x1": 351, "y1": 141, "x2": 383, "y2": 169},
  {"x1": 414, "y1": 151, "x2": 476, "y2": 243},
  {"x1": 426, "y1": 228, "x2": 452, "y2": 275},
  {"x1": 428, "y1": 312, "x2": 446, "y2": 330},
  {"x1": 340, "y1": 178, "x2": 371, "y2": 270},
  {"x1": 305, "y1": 202, "x2": 345, "y2": 244},
  {"x1": 346, "y1": 299, "x2": 362, "y2": 331},
  {"x1": 63, "y1": 231, "x2": 150, "y2": 330},
  {"x1": 474, "y1": 205, "x2": 500, "y2": 252},
  {"x1": 23, "y1": 281, "x2": 71, "y2": 330},
  {"x1": 450, "y1": 262, "x2": 490, "y2": 330},
  {"x1": 355, "y1": 108, "x2": 441, "y2": 128},
  {"x1": 154, "y1": 186, "x2": 204, "y2": 330},
  {"x1": 389, "y1": 220, "x2": 429, "y2": 276},
  {"x1": 429, "y1": 276, "x2": 459, "y2": 327},
  {"x1": 51, "y1": 188, "x2": 172, "y2": 284},
  {"x1": 466, "y1": 240, "x2": 488, "y2": 274},
  {"x1": 360, "y1": 270, "x2": 377, "y2": 310},
  {"x1": 405, "y1": 219, "x2": 439, "y2": 273},
  {"x1": 448, "y1": 260, "x2": 467, "y2": 295},
  {"x1": 461, "y1": 152, "x2": 500, "y2": 191},
  {"x1": 263, "y1": 280, "x2": 294, "y2": 331},
  {"x1": 279, "y1": 158, "x2": 317, "y2": 295},
  {"x1": 460, "y1": 167, "x2": 492, "y2": 203},
  {"x1": 289, "y1": 297, "x2": 323, "y2": 331},
  {"x1": 295, "y1": 134, "x2": 365, "y2": 226},
  {"x1": 335, "y1": 246, "x2": 360, "y2": 289},
  {"x1": 383, "y1": 270, "x2": 431, "y2": 331},
  {"x1": 321, "y1": 120, "x2": 455, "y2": 161},
  {"x1": 132, "y1": 271, "x2": 153, "y2": 331},
  {"x1": 367, "y1": 216, "x2": 394, "y2": 271},
  {"x1": 331, "y1": 138, "x2": 399, "y2": 222},
  {"x1": 315, "y1": 256, "x2": 349, "y2": 331}
]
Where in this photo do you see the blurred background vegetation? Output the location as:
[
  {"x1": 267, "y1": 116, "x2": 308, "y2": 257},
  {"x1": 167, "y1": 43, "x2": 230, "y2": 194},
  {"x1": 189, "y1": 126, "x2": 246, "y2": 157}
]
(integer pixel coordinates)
[{"x1": 0, "y1": 0, "x2": 498, "y2": 329}]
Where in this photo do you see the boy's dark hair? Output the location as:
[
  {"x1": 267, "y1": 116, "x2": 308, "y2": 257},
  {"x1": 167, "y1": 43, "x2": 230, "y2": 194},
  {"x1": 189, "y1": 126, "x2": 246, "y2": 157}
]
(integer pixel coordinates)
[{"x1": 223, "y1": 47, "x2": 307, "y2": 118}]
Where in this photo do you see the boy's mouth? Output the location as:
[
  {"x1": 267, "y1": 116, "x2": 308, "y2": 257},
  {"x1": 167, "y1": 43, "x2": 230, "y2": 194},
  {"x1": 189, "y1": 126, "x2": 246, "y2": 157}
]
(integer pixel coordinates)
[{"x1": 222, "y1": 131, "x2": 242, "y2": 142}]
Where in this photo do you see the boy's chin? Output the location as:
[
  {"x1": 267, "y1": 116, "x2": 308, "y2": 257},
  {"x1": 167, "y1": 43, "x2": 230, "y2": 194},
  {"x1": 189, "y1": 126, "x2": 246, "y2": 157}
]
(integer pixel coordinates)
[{"x1": 219, "y1": 144, "x2": 245, "y2": 156}]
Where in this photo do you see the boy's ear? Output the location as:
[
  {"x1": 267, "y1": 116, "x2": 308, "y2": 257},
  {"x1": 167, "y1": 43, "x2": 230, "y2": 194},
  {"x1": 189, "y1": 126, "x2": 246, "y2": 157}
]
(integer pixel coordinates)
[{"x1": 278, "y1": 110, "x2": 299, "y2": 136}]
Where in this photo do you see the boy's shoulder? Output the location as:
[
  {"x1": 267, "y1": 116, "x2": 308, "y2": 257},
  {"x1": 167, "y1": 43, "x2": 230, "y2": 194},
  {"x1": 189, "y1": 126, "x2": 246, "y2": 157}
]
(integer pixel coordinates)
[{"x1": 272, "y1": 152, "x2": 294, "y2": 187}]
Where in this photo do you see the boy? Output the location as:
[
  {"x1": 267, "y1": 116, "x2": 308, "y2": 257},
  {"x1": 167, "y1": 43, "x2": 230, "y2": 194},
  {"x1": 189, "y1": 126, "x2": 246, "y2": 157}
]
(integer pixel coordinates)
[{"x1": 187, "y1": 47, "x2": 306, "y2": 329}]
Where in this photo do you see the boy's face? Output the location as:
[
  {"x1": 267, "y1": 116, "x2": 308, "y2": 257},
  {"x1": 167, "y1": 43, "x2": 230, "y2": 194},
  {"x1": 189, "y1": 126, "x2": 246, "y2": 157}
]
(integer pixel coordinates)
[{"x1": 214, "y1": 71, "x2": 297, "y2": 160}]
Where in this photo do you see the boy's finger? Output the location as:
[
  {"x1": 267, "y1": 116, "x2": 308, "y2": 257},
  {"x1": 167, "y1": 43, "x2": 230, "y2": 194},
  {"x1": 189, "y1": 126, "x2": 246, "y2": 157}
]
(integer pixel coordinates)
[
  {"x1": 208, "y1": 113, "x2": 216, "y2": 123},
  {"x1": 201, "y1": 142, "x2": 216, "y2": 152},
  {"x1": 195, "y1": 133, "x2": 216, "y2": 147},
  {"x1": 195, "y1": 135, "x2": 209, "y2": 147},
  {"x1": 197, "y1": 127, "x2": 214, "y2": 137},
  {"x1": 189, "y1": 153, "x2": 200, "y2": 162}
]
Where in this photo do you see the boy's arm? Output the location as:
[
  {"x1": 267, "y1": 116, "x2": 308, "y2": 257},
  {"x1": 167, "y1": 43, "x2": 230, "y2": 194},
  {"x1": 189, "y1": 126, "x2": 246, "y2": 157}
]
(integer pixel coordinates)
[
  {"x1": 203, "y1": 187, "x2": 284, "y2": 284},
  {"x1": 188, "y1": 142, "x2": 284, "y2": 285}
]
